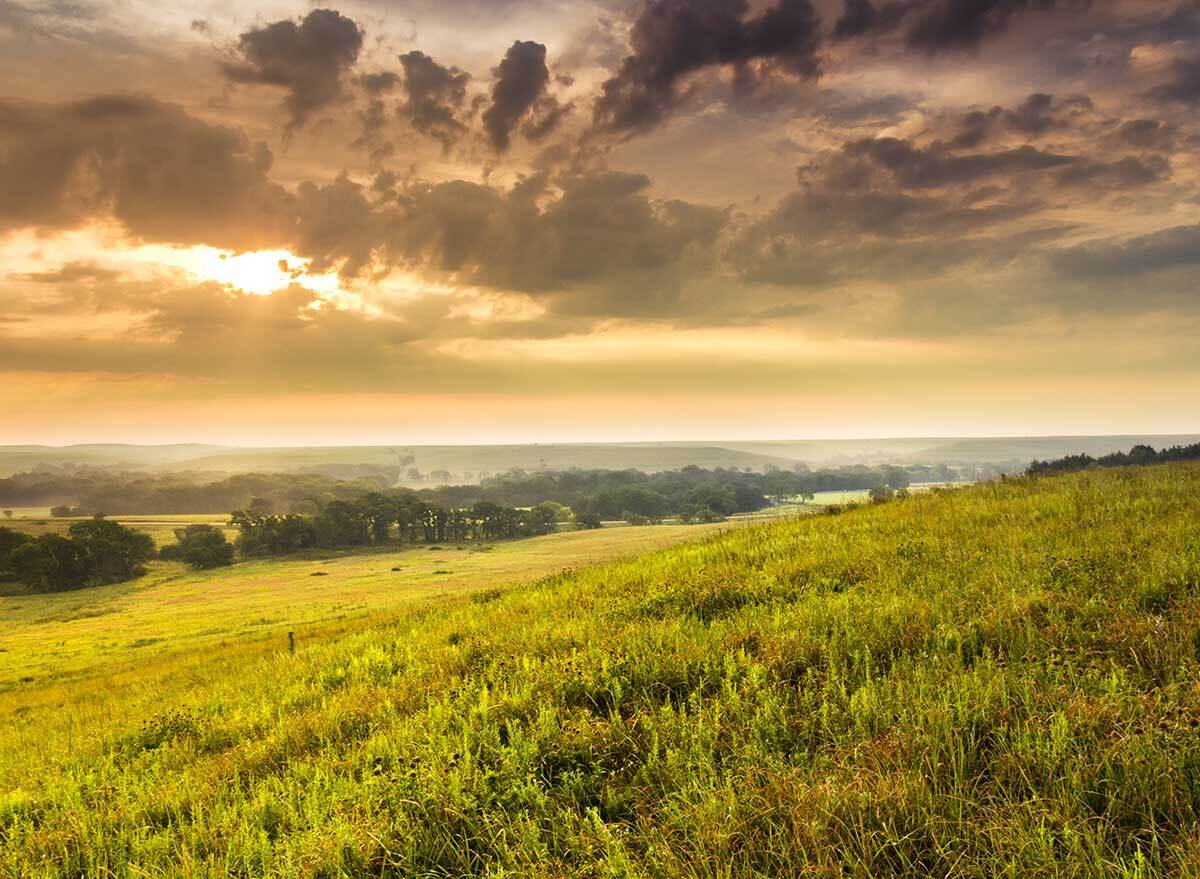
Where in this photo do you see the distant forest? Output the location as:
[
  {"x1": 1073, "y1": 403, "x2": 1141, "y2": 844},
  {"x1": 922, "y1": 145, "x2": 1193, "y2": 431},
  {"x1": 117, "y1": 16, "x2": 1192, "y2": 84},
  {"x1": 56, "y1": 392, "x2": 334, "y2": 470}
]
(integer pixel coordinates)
[
  {"x1": 0, "y1": 462, "x2": 962, "y2": 518},
  {"x1": 1028, "y1": 443, "x2": 1200, "y2": 475}
]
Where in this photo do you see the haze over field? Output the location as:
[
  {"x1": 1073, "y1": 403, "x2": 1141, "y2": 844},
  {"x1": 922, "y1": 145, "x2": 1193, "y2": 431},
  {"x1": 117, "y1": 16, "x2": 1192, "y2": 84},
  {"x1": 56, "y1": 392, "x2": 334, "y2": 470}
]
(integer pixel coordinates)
[{"x1": 2, "y1": 0, "x2": 1199, "y2": 445}]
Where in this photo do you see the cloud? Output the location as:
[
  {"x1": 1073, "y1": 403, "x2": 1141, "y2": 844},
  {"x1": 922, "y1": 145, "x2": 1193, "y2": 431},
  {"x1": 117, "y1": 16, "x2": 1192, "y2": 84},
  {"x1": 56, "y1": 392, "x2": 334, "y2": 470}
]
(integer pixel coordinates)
[
  {"x1": 223, "y1": 8, "x2": 363, "y2": 135},
  {"x1": 483, "y1": 40, "x2": 553, "y2": 151},
  {"x1": 0, "y1": 95, "x2": 295, "y2": 249},
  {"x1": 286, "y1": 169, "x2": 725, "y2": 318},
  {"x1": 1147, "y1": 58, "x2": 1200, "y2": 105},
  {"x1": 1050, "y1": 225, "x2": 1200, "y2": 279},
  {"x1": 398, "y1": 50, "x2": 472, "y2": 151},
  {"x1": 833, "y1": 0, "x2": 1071, "y2": 51},
  {"x1": 949, "y1": 93, "x2": 1093, "y2": 148},
  {"x1": 592, "y1": 0, "x2": 822, "y2": 135}
]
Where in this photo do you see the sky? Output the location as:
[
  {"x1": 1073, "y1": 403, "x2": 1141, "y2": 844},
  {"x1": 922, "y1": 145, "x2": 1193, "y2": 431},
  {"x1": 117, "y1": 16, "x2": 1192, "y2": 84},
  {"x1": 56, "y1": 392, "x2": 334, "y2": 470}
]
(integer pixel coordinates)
[{"x1": 1, "y1": 0, "x2": 1198, "y2": 445}]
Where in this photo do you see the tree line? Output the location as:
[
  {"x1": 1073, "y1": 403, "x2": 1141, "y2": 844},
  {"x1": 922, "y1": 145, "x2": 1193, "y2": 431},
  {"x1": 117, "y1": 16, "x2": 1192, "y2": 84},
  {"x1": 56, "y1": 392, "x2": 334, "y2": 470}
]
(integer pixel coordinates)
[
  {"x1": 1027, "y1": 443, "x2": 1200, "y2": 476},
  {"x1": 0, "y1": 469, "x2": 387, "y2": 517},
  {"x1": 229, "y1": 496, "x2": 561, "y2": 557},
  {"x1": 0, "y1": 495, "x2": 563, "y2": 592},
  {"x1": 0, "y1": 462, "x2": 956, "y2": 519},
  {"x1": 417, "y1": 463, "x2": 929, "y2": 520}
]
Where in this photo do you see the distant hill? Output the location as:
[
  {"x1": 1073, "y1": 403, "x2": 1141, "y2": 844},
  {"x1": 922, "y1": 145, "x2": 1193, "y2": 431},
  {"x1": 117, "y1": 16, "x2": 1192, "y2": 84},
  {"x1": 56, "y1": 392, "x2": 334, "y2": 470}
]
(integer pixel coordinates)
[
  {"x1": 2, "y1": 435, "x2": 1198, "y2": 479},
  {"x1": 721, "y1": 434, "x2": 1200, "y2": 466},
  {"x1": 0, "y1": 443, "x2": 794, "y2": 479}
]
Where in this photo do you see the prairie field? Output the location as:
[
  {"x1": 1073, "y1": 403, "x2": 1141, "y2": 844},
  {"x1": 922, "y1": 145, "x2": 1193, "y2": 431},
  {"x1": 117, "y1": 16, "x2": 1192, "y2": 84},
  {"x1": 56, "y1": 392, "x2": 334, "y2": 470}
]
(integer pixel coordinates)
[
  {"x1": 3, "y1": 465, "x2": 1200, "y2": 876},
  {"x1": 0, "y1": 521, "x2": 743, "y2": 690}
]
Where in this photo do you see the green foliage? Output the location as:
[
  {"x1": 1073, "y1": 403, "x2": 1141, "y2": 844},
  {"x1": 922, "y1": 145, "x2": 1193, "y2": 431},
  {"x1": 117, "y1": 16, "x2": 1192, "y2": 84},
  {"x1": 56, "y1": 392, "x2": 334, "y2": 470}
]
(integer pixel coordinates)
[
  {"x1": 6, "y1": 518, "x2": 154, "y2": 592},
  {"x1": 10, "y1": 533, "x2": 89, "y2": 592},
  {"x1": 575, "y1": 511, "x2": 603, "y2": 529},
  {"x1": 0, "y1": 526, "x2": 32, "y2": 575},
  {"x1": 161, "y1": 524, "x2": 235, "y2": 569},
  {"x1": 231, "y1": 496, "x2": 563, "y2": 558},
  {"x1": 6, "y1": 465, "x2": 1200, "y2": 875},
  {"x1": 66, "y1": 517, "x2": 156, "y2": 584},
  {"x1": 1030, "y1": 441, "x2": 1200, "y2": 475}
]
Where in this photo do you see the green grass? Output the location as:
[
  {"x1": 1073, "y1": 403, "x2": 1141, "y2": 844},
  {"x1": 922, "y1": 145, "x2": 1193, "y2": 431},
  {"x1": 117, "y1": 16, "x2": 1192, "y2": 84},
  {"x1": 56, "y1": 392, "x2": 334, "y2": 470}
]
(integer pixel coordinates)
[
  {"x1": 0, "y1": 521, "x2": 744, "y2": 690},
  {"x1": 3, "y1": 465, "x2": 1200, "y2": 876}
]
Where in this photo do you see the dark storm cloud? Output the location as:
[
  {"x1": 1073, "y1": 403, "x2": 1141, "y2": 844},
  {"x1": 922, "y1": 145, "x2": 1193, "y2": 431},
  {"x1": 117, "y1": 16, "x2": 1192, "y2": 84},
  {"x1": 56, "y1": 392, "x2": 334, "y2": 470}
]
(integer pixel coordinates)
[
  {"x1": 1147, "y1": 59, "x2": 1200, "y2": 106},
  {"x1": 593, "y1": 0, "x2": 822, "y2": 135},
  {"x1": 398, "y1": 50, "x2": 471, "y2": 151},
  {"x1": 0, "y1": 95, "x2": 294, "y2": 249},
  {"x1": 949, "y1": 93, "x2": 1093, "y2": 148},
  {"x1": 355, "y1": 71, "x2": 400, "y2": 159},
  {"x1": 1050, "y1": 225, "x2": 1200, "y2": 279},
  {"x1": 1110, "y1": 119, "x2": 1177, "y2": 150},
  {"x1": 730, "y1": 109, "x2": 1176, "y2": 297},
  {"x1": 223, "y1": 8, "x2": 363, "y2": 135},
  {"x1": 832, "y1": 0, "x2": 911, "y2": 40},
  {"x1": 483, "y1": 41, "x2": 553, "y2": 151},
  {"x1": 288, "y1": 169, "x2": 725, "y2": 315},
  {"x1": 833, "y1": 0, "x2": 1071, "y2": 51},
  {"x1": 831, "y1": 137, "x2": 1077, "y2": 190}
]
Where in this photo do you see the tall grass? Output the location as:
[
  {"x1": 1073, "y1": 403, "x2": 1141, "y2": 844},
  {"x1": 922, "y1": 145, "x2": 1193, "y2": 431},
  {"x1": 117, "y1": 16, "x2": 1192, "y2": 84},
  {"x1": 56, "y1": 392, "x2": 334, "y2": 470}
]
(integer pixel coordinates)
[{"x1": 4, "y1": 465, "x2": 1200, "y2": 877}]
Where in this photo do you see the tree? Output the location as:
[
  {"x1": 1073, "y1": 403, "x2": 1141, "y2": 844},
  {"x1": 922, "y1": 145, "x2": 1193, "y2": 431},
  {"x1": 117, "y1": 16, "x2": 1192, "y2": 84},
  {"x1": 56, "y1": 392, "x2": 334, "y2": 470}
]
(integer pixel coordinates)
[
  {"x1": 11, "y1": 534, "x2": 90, "y2": 592},
  {"x1": 67, "y1": 518, "x2": 156, "y2": 584},
  {"x1": 2, "y1": 510, "x2": 12, "y2": 519},
  {"x1": 50, "y1": 505, "x2": 74, "y2": 518},
  {"x1": 527, "y1": 502, "x2": 559, "y2": 536},
  {"x1": 161, "y1": 524, "x2": 234, "y2": 569},
  {"x1": 0, "y1": 526, "x2": 32, "y2": 575},
  {"x1": 247, "y1": 496, "x2": 275, "y2": 515},
  {"x1": 868, "y1": 486, "x2": 893, "y2": 504},
  {"x1": 575, "y1": 511, "x2": 602, "y2": 530}
]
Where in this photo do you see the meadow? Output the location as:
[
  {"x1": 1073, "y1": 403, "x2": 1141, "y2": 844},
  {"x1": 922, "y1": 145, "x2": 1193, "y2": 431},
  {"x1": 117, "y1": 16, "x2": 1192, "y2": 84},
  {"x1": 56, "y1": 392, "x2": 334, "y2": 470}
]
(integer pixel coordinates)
[
  {"x1": 0, "y1": 520, "x2": 744, "y2": 690},
  {"x1": 3, "y1": 464, "x2": 1200, "y2": 876}
]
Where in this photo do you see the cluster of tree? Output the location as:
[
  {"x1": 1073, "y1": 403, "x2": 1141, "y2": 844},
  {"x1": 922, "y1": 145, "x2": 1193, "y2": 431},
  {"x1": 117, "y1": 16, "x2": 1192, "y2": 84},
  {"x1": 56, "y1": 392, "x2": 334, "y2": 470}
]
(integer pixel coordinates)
[
  {"x1": 421, "y1": 464, "x2": 922, "y2": 521},
  {"x1": 0, "y1": 468, "x2": 389, "y2": 516},
  {"x1": 1028, "y1": 443, "x2": 1200, "y2": 476},
  {"x1": 1, "y1": 462, "x2": 960, "y2": 531},
  {"x1": 228, "y1": 494, "x2": 561, "y2": 557},
  {"x1": 158, "y1": 525, "x2": 235, "y2": 570},
  {"x1": 0, "y1": 519, "x2": 155, "y2": 592}
]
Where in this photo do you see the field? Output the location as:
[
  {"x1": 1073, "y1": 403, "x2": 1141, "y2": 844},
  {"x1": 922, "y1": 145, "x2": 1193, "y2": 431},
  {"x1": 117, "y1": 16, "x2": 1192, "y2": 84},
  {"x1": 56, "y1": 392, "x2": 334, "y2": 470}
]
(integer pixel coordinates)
[
  {"x1": 4, "y1": 464, "x2": 1200, "y2": 876},
  {"x1": 0, "y1": 521, "x2": 751, "y2": 690}
]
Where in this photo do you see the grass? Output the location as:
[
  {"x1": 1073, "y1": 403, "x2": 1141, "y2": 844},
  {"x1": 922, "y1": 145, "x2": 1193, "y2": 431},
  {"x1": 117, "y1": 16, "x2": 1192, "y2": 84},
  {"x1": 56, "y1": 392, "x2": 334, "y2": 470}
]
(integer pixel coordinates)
[
  {"x1": 0, "y1": 521, "x2": 744, "y2": 690},
  {"x1": 3, "y1": 464, "x2": 1200, "y2": 876}
]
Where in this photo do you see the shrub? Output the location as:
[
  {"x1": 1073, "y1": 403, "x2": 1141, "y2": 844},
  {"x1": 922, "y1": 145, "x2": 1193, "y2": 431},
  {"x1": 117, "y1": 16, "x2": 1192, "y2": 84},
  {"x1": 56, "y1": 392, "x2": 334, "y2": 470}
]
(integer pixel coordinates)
[
  {"x1": 161, "y1": 524, "x2": 235, "y2": 570},
  {"x1": 575, "y1": 511, "x2": 602, "y2": 530}
]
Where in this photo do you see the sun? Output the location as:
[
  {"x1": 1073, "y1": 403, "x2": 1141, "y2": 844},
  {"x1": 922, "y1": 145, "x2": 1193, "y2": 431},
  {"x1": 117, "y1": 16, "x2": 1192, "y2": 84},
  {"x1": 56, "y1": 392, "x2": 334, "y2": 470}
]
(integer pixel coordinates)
[{"x1": 183, "y1": 248, "x2": 324, "y2": 296}]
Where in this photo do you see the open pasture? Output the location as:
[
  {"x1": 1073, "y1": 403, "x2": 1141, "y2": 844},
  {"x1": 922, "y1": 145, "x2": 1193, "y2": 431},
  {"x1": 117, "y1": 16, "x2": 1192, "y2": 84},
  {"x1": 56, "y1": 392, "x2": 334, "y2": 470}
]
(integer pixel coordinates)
[
  {"x1": 3, "y1": 465, "x2": 1200, "y2": 876},
  {"x1": 0, "y1": 520, "x2": 746, "y2": 690}
]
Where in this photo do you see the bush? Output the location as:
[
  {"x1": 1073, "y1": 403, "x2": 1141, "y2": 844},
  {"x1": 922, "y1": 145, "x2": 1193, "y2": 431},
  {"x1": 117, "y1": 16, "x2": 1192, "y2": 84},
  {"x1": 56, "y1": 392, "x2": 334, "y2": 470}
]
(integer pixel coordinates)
[
  {"x1": 575, "y1": 511, "x2": 602, "y2": 530},
  {"x1": 161, "y1": 524, "x2": 235, "y2": 570}
]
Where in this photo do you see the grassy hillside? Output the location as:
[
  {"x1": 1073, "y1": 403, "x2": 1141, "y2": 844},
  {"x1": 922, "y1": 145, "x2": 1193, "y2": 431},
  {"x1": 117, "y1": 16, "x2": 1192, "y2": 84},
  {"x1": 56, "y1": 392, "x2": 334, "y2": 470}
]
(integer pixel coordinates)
[
  {"x1": 4, "y1": 465, "x2": 1200, "y2": 876},
  {"x1": 0, "y1": 521, "x2": 742, "y2": 690}
]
